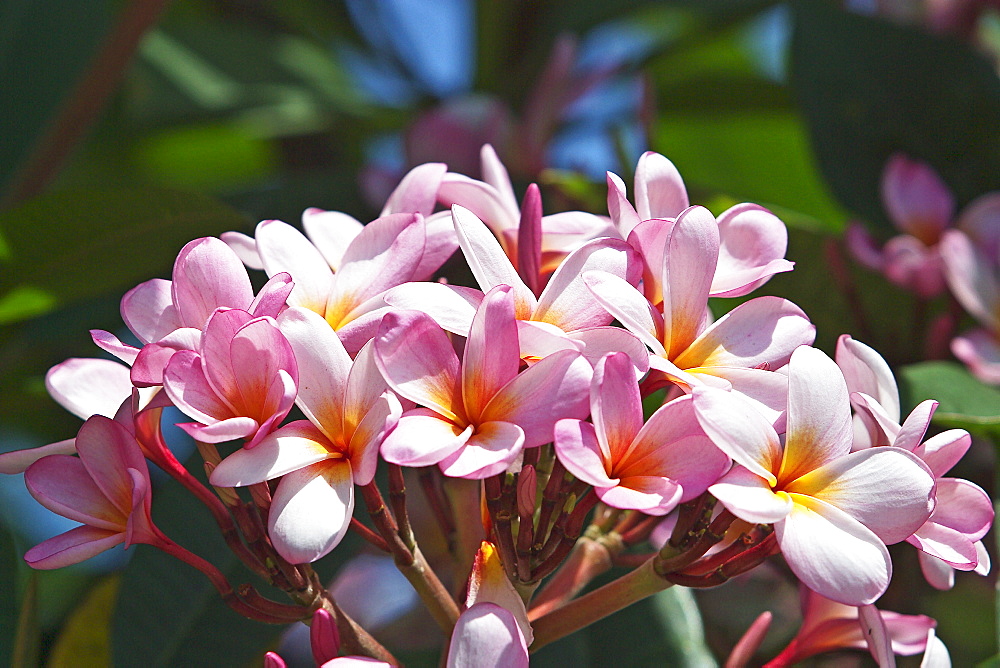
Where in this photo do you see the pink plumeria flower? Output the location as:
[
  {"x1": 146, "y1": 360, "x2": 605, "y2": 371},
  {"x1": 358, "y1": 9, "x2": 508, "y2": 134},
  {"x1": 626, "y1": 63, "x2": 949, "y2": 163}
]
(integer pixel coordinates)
[
  {"x1": 437, "y1": 144, "x2": 614, "y2": 286},
  {"x1": 263, "y1": 608, "x2": 393, "y2": 668},
  {"x1": 447, "y1": 541, "x2": 530, "y2": 668},
  {"x1": 837, "y1": 335, "x2": 993, "y2": 588},
  {"x1": 210, "y1": 307, "x2": 400, "y2": 564},
  {"x1": 386, "y1": 204, "x2": 648, "y2": 369},
  {"x1": 940, "y1": 228, "x2": 1000, "y2": 384},
  {"x1": 162, "y1": 308, "x2": 298, "y2": 448},
  {"x1": 104, "y1": 237, "x2": 294, "y2": 386},
  {"x1": 554, "y1": 352, "x2": 729, "y2": 515},
  {"x1": 586, "y1": 205, "x2": 815, "y2": 423},
  {"x1": 607, "y1": 150, "x2": 794, "y2": 298},
  {"x1": 692, "y1": 345, "x2": 935, "y2": 605},
  {"x1": 22, "y1": 415, "x2": 165, "y2": 569},
  {"x1": 765, "y1": 587, "x2": 937, "y2": 667},
  {"x1": 375, "y1": 285, "x2": 592, "y2": 479}
]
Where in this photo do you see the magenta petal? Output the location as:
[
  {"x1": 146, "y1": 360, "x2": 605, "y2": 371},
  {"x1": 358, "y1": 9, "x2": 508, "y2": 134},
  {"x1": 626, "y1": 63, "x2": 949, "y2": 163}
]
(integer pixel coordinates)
[
  {"x1": 163, "y1": 350, "x2": 234, "y2": 425},
  {"x1": 0, "y1": 439, "x2": 77, "y2": 475},
  {"x1": 881, "y1": 153, "x2": 954, "y2": 240},
  {"x1": 554, "y1": 419, "x2": 616, "y2": 488},
  {"x1": 178, "y1": 417, "x2": 259, "y2": 444},
  {"x1": 250, "y1": 272, "x2": 294, "y2": 318},
  {"x1": 662, "y1": 206, "x2": 719, "y2": 357},
  {"x1": 75, "y1": 416, "x2": 149, "y2": 509},
  {"x1": 929, "y1": 478, "x2": 993, "y2": 541},
  {"x1": 914, "y1": 429, "x2": 971, "y2": 478},
  {"x1": 591, "y1": 353, "x2": 643, "y2": 463},
  {"x1": 908, "y1": 522, "x2": 978, "y2": 568},
  {"x1": 25, "y1": 455, "x2": 123, "y2": 530},
  {"x1": 172, "y1": 237, "x2": 254, "y2": 328},
  {"x1": 463, "y1": 286, "x2": 520, "y2": 422},
  {"x1": 90, "y1": 330, "x2": 140, "y2": 366},
  {"x1": 24, "y1": 525, "x2": 124, "y2": 570},
  {"x1": 121, "y1": 278, "x2": 180, "y2": 344}
]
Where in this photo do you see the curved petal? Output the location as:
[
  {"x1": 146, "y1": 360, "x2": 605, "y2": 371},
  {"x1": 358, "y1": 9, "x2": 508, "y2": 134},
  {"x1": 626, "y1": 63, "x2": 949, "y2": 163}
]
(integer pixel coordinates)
[
  {"x1": 255, "y1": 219, "x2": 335, "y2": 315},
  {"x1": 0, "y1": 438, "x2": 77, "y2": 475},
  {"x1": 692, "y1": 386, "x2": 780, "y2": 485},
  {"x1": 881, "y1": 153, "x2": 954, "y2": 240},
  {"x1": 709, "y1": 466, "x2": 791, "y2": 524},
  {"x1": 209, "y1": 421, "x2": 333, "y2": 487},
  {"x1": 25, "y1": 455, "x2": 123, "y2": 530},
  {"x1": 413, "y1": 209, "x2": 460, "y2": 280},
  {"x1": 176, "y1": 416, "x2": 258, "y2": 444},
  {"x1": 269, "y1": 460, "x2": 355, "y2": 564},
  {"x1": 786, "y1": 446, "x2": 935, "y2": 544},
  {"x1": 918, "y1": 551, "x2": 956, "y2": 590},
  {"x1": 951, "y1": 329, "x2": 1000, "y2": 385},
  {"x1": 343, "y1": 341, "x2": 392, "y2": 437},
  {"x1": 835, "y1": 335, "x2": 900, "y2": 422},
  {"x1": 76, "y1": 415, "x2": 148, "y2": 511},
  {"x1": 908, "y1": 522, "x2": 978, "y2": 568},
  {"x1": 301, "y1": 208, "x2": 364, "y2": 272},
  {"x1": 929, "y1": 478, "x2": 993, "y2": 541},
  {"x1": 606, "y1": 171, "x2": 640, "y2": 239},
  {"x1": 121, "y1": 278, "x2": 180, "y2": 343},
  {"x1": 447, "y1": 602, "x2": 528, "y2": 668},
  {"x1": 914, "y1": 429, "x2": 971, "y2": 478},
  {"x1": 591, "y1": 352, "x2": 643, "y2": 464},
  {"x1": 249, "y1": 272, "x2": 294, "y2": 319},
  {"x1": 24, "y1": 525, "x2": 124, "y2": 570},
  {"x1": 940, "y1": 230, "x2": 1000, "y2": 329},
  {"x1": 463, "y1": 286, "x2": 519, "y2": 423},
  {"x1": 380, "y1": 162, "x2": 446, "y2": 217},
  {"x1": 626, "y1": 217, "x2": 673, "y2": 306},
  {"x1": 347, "y1": 393, "x2": 401, "y2": 486},
  {"x1": 598, "y1": 476, "x2": 683, "y2": 515},
  {"x1": 380, "y1": 410, "x2": 471, "y2": 467},
  {"x1": 383, "y1": 282, "x2": 483, "y2": 336},
  {"x1": 90, "y1": 329, "x2": 140, "y2": 366},
  {"x1": 893, "y1": 400, "x2": 938, "y2": 451},
  {"x1": 712, "y1": 203, "x2": 792, "y2": 297},
  {"x1": 662, "y1": 206, "x2": 719, "y2": 357},
  {"x1": 220, "y1": 230, "x2": 265, "y2": 270},
  {"x1": 778, "y1": 495, "x2": 892, "y2": 606},
  {"x1": 584, "y1": 270, "x2": 665, "y2": 356},
  {"x1": 46, "y1": 358, "x2": 133, "y2": 420},
  {"x1": 569, "y1": 326, "x2": 650, "y2": 376},
  {"x1": 163, "y1": 350, "x2": 233, "y2": 425},
  {"x1": 172, "y1": 237, "x2": 254, "y2": 328},
  {"x1": 553, "y1": 419, "x2": 616, "y2": 487},
  {"x1": 634, "y1": 151, "x2": 689, "y2": 221},
  {"x1": 438, "y1": 421, "x2": 524, "y2": 479},
  {"x1": 517, "y1": 320, "x2": 581, "y2": 362},
  {"x1": 438, "y1": 174, "x2": 517, "y2": 238}
]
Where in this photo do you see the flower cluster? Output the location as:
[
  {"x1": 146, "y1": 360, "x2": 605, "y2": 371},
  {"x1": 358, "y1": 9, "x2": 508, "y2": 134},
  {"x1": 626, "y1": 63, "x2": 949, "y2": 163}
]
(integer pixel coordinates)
[{"x1": 1, "y1": 146, "x2": 989, "y2": 666}]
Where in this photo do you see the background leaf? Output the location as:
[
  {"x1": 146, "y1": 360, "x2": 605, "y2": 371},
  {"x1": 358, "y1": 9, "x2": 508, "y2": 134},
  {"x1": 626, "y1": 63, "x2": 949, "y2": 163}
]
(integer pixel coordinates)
[
  {"x1": 47, "y1": 576, "x2": 118, "y2": 668},
  {"x1": 900, "y1": 361, "x2": 1000, "y2": 435}
]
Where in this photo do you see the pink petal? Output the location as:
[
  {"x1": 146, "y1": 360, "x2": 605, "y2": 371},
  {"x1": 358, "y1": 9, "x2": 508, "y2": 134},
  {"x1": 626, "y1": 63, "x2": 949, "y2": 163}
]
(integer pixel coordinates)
[
  {"x1": 269, "y1": 460, "x2": 355, "y2": 564},
  {"x1": 709, "y1": 466, "x2": 792, "y2": 524},
  {"x1": 845, "y1": 221, "x2": 886, "y2": 270},
  {"x1": 347, "y1": 393, "x2": 401, "y2": 486},
  {"x1": 712, "y1": 203, "x2": 793, "y2": 297},
  {"x1": 597, "y1": 476, "x2": 683, "y2": 515},
  {"x1": 591, "y1": 353, "x2": 643, "y2": 464},
  {"x1": 463, "y1": 286, "x2": 520, "y2": 424},
  {"x1": 177, "y1": 417, "x2": 259, "y2": 444},
  {"x1": 881, "y1": 153, "x2": 954, "y2": 241},
  {"x1": 249, "y1": 272, "x2": 294, "y2": 319},
  {"x1": 882, "y1": 235, "x2": 947, "y2": 298},
  {"x1": 777, "y1": 495, "x2": 892, "y2": 605},
  {"x1": 343, "y1": 340, "x2": 392, "y2": 435},
  {"x1": 374, "y1": 310, "x2": 464, "y2": 421},
  {"x1": 908, "y1": 522, "x2": 978, "y2": 568},
  {"x1": 858, "y1": 604, "x2": 894, "y2": 667},
  {"x1": 692, "y1": 386, "x2": 781, "y2": 485},
  {"x1": 90, "y1": 329, "x2": 140, "y2": 366},
  {"x1": 584, "y1": 270, "x2": 666, "y2": 356},
  {"x1": 210, "y1": 421, "x2": 333, "y2": 487},
  {"x1": 24, "y1": 525, "x2": 124, "y2": 570},
  {"x1": 662, "y1": 206, "x2": 719, "y2": 357},
  {"x1": 951, "y1": 328, "x2": 1000, "y2": 385},
  {"x1": 786, "y1": 447, "x2": 935, "y2": 545},
  {"x1": 447, "y1": 602, "x2": 528, "y2": 668},
  {"x1": 130, "y1": 327, "x2": 201, "y2": 387},
  {"x1": 300, "y1": 208, "x2": 364, "y2": 272},
  {"x1": 221, "y1": 230, "x2": 264, "y2": 270},
  {"x1": 914, "y1": 429, "x2": 971, "y2": 478},
  {"x1": 958, "y1": 191, "x2": 1000, "y2": 255},
  {"x1": 634, "y1": 151, "x2": 689, "y2": 221},
  {"x1": 479, "y1": 145, "x2": 519, "y2": 216},
  {"x1": 920, "y1": 628, "x2": 951, "y2": 668},
  {"x1": 438, "y1": 175, "x2": 517, "y2": 239},
  {"x1": 380, "y1": 410, "x2": 472, "y2": 467},
  {"x1": 533, "y1": 238, "x2": 641, "y2": 331},
  {"x1": 383, "y1": 282, "x2": 482, "y2": 336},
  {"x1": 46, "y1": 358, "x2": 133, "y2": 420},
  {"x1": 918, "y1": 551, "x2": 955, "y2": 590},
  {"x1": 438, "y1": 421, "x2": 524, "y2": 479},
  {"x1": 703, "y1": 367, "x2": 789, "y2": 431},
  {"x1": 568, "y1": 326, "x2": 650, "y2": 376},
  {"x1": 606, "y1": 171, "x2": 640, "y2": 239},
  {"x1": 929, "y1": 478, "x2": 993, "y2": 541},
  {"x1": 0, "y1": 439, "x2": 77, "y2": 475},
  {"x1": 481, "y1": 350, "x2": 592, "y2": 448},
  {"x1": 380, "y1": 162, "x2": 446, "y2": 217},
  {"x1": 893, "y1": 400, "x2": 938, "y2": 451},
  {"x1": 516, "y1": 184, "x2": 543, "y2": 295},
  {"x1": 835, "y1": 335, "x2": 901, "y2": 422},
  {"x1": 413, "y1": 210, "x2": 461, "y2": 280},
  {"x1": 163, "y1": 350, "x2": 234, "y2": 425},
  {"x1": 255, "y1": 219, "x2": 335, "y2": 315},
  {"x1": 120, "y1": 278, "x2": 180, "y2": 344},
  {"x1": 76, "y1": 416, "x2": 149, "y2": 514},
  {"x1": 626, "y1": 217, "x2": 673, "y2": 306},
  {"x1": 779, "y1": 346, "x2": 853, "y2": 484},
  {"x1": 25, "y1": 454, "x2": 123, "y2": 530},
  {"x1": 516, "y1": 320, "x2": 582, "y2": 362},
  {"x1": 172, "y1": 237, "x2": 254, "y2": 328},
  {"x1": 554, "y1": 419, "x2": 617, "y2": 487}
]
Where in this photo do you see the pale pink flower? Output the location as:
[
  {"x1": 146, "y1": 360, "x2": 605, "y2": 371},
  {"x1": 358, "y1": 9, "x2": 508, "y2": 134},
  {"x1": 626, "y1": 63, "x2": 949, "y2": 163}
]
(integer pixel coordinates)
[
  {"x1": 385, "y1": 204, "x2": 648, "y2": 370},
  {"x1": 693, "y1": 345, "x2": 935, "y2": 605},
  {"x1": 263, "y1": 609, "x2": 393, "y2": 668},
  {"x1": 162, "y1": 308, "x2": 298, "y2": 448},
  {"x1": 210, "y1": 307, "x2": 400, "y2": 564},
  {"x1": 586, "y1": 205, "x2": 815, "y2": 423},
  {"x1": 765, "y1": 587, "x2": 936, "y2": 667},
  {"x1": 22, "y1": 415, "x2": 164, "y2": 569},
  {"x1": 607, "y1": 150, "x2": 794, "y2": 298},
  {"x1": 554, "y1": 352, "x2": 729, "y2": 515},
  {"x1": 375, "y1": 285, "x2": 592, "y2": 479}
]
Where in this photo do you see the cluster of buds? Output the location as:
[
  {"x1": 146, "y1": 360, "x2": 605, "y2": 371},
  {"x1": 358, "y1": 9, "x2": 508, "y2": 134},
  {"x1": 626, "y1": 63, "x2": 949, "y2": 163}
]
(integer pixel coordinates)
[{"x1": 1, "y1": 146, "x2": 991, "y2": 666}]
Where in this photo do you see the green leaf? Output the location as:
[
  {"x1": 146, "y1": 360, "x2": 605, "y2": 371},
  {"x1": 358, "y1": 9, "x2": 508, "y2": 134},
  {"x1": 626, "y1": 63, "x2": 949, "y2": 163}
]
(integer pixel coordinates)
[
  {"x1": 111, "y1": 474, "x2": 282, "y2": 667},
  {"x1": 12, "y1": 571, "x2": 39, "y2": 668},
  {"x1": 899, "y1": 361, "x2": 1000, "y2": 435},
  {"x1": 0, "y1": 522, "x2": 18, "y2": 667},
  {"x1": 0, "y1": 187, "x2": 248, "y2": 322},
  {"x1": 47, "y1": 576, "x2": 118, "y2": 668},
  {"x1": 790, "y1": 1, "x2": 1000, "y2": 233}
]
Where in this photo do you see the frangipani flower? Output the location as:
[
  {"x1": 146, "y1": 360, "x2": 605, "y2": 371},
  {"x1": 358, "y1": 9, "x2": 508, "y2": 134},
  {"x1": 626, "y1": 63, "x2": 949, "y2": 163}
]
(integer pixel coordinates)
[
  {"x1": 586, "y1": 204, "x2": 815, "y2": 421},
  {"x1": 447, "y1": 541, "x2": 530, "y2": 668},
  {"x1": 23, "y1": 415, "x2": 163, "y2": 569},
  {"x1": 163, "y1": 309, "x2": 298, "y2": 448},
  {"x1": 375, "y1": 285, "x2": 592, "y2": 479},
  {"x1": 606, "y1": 150, "x2": 794, "y2": 298},
  {"x1": 693, "y1": 345, "x2": 935, "y2": 605},
  {"x1": 837, "y1": 335, "x2": 993, "y2": 587},
  {"x1": 385, "y1": 204, "x2": 648, "y2": 368},
  {"x1": 554, "y1": 352, "x2": 729, "y2": 515},
  {"x1": 210, "y1": 307, "x2": 400, "y2": 564}
]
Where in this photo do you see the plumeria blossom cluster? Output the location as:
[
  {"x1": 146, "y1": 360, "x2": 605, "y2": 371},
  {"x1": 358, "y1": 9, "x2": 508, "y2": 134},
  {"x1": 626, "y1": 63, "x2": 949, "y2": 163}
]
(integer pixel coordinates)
[
  {"x1": 2, "y1": 146, "x2": 991, "y2": 666},
  {"x1": 847, "y1": 152, "x2": 1000, "y2": 384}
]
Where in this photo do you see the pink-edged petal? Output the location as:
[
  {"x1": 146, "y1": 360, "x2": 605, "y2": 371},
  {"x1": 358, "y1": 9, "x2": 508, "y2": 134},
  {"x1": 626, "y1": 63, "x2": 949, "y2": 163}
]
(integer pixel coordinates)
[
  {"x1": 951, "y1": 329, "x2": 1000, "y2": 385},
  {"x1": 692, "y1": 385, "x2": 780, "y2": 485},
  {"x1": 584, "y1": 270, "x2": 666, "y2": 356},
  {"x1": 974, "y1": 540, "x2": 991, "y2": 575},
  {"x1": 858, "y1": 604, "x2": 895, "y2": 668},
  {"x1": 332, "y1": 301, "x2": 392, "y2": 355},
  {"x1": 850, "y1": 392, "x2": 902, "y2": 447},
  {"x1": 437, "y1": 174, "x2": 517, "y2": 238},
  {"x1": 221, "y1": 230, "x2": 265, "y2": 270},
  {"x1": 607, "y1": 171, "x2": 640, "y2": 239},
  {"x1": 480, "y1": 145, "x2": 519, "y2": 215},
  {"x1": 709, "y1": 466, "x2": 792, "y2": 524},
  {"x1": 46, "y1": 358, "x2": 133, "y2": 420},
  {"x1": 172, "y1": 237, "x2": 254, "y2": 328},
  {"x1": 598, "y1": 476, "x2": 683, "y2": 515},
  {"x1": 413, "y1": 209, "x2": 461, "y2": 280},
  {"x1": 533, "y1": 238, "x2": 641, "y2": 331},
  {"x1": 452, "y1": 205, "x2": 536, "y2": 317},
  {"x1": 517, "y1": 183, "x2": 543, "y2": 295},
  {"x1": 634, "y1": 151, "x2": 689, "y2": 221},
  {"x1": 278, "y1": 306, "x2": 351, "y2": 442},
  {"x1": 90, "y1": 329, "x2": 140, "y2": 366},
  {"x1": 881, "y1": 153, "x2": 954, "y2": 241},
  {"x1": 380, "y1": 409, "x2": 472, "y2": 467},
  {"x1": 481, "y1": 350, "x2": 592, "y2": 448},
  {"x1": 327, "y1": 213, "x2": 425, "y2": 321},
  {"x1": 249, "y1": 272, "x2": 294, "y2": 319},
  {"x1": 463, "y1": 285, "x2": 520, "y2": 422},
  {"x1": 227, "y1": 316, "x2": 298, "y2": 413},
  {"x1": 343, "y1": 340, "x2": 391, "y2": 434},
  {"x1": 269, "y1": 460, "x2": 355, "y2": 564},
  {"x1": 176, "y1": 417, "x2": 258, "y2": 444},
  {"x1": 121, "y1": 278, "x2": 180, "y2": 343},
  {"x1": 779, "y1": 346, "x2": 853, "y2": 483},
  {"x1": 383, "y1": 282, "x2": 482, "y2": 336},
  {"x1": 374, "y1": 310, "x2": 464, "y2": 422},
  {"x1": 553, "y1": 419, "x2": 617, "y2": 487},
  {"x1": 76, "y1": 416, "x2": 148, "y2": 511},
  {"x1": 918, "y1": 551, "x2": 956, "y2": 590},
  {"x1": 255, "y1": 219, "x2": 336, "y2": 315},
  {"x1": 591, "y1": 353, "x2": 643, "y2": 463},
  {"x1": 130, "y1": 327, "x2": 202, "y2": 387},
  {"x1": 712, "y1": 203, "x2": 793, "y2": 297},
  {"x1": 626, "y1": 217, "x2": 672, "y2": 306},
  {"x1": 300, "y1": 208, "x2": 364, "y2": 272},
  {"x1": 438, "y1": 421, "x2": 524, "y2": 479},
  {"x1": 123, "y1": 467, "x2": 156, "y2": 547},
  {"x1": 907, "y1": 522, "x2": 978, "y2": 568},
  {"x1": 920, "y1": 628, "x2": 951, "y2": 668},
  {"x1": 929, "y1": 478, "x2": 993, "y2": 541},
  {"x1": 25, "y1": 454, "x2": 123, "y2": 530},
  {"x1": 447, "y1": 602, "x2": 528, "y2": 668},
  {"x1": 210, "y1": 421, "x2": 334, "y2": 487},
  {"x1": 163, "y1": 350, "x2": 234, "y2": 425},
  {"x1": 915, "y1": 430, "x2": 971, "y2": 477},
  {"x1": 778, "y1": 495, "x2": 892, "y2": 605},
  {"x1": 701, "y1": 367, "x2": 789, "y2": 431},
  {"x1": 347, "y1": 393, "x2": 401, "y2": 486},
  {"x1": 893, "y1": 400, "x2": 938, "y2": 451},
  {"x1": 786, "y1": 446, "x2": 935, "y2": 545},
  {"x1": 569, "y1": 326, "x2": 650, "y2": 377},
  {"x1": 380, "y1": 162, "x2": 446, "y2": 217},
  {"x1": 882, "y1": 235, "x2": 947, "y2": 298},
  {"x1": 517, "y1": 320, "x2": 582, "y2": 362},
  {"x1": 835, "y1": 335, "x2": 901, "y2": 422},
  {"x1": 539, "y1": 212, "x2": 615, "y2": 254},
  {"x1": 673, "y1": 297, "x2": 814, "y2": 371},
  {"x1": 24, "y1": 525, "x2": 125, "y2": 570},
  {"x1": 466, "y1": 541, "x2": 533, "y2": 644},
  {"x1": 0, "y1": 439, "x2": 77, "y2": 475},
  {"x1": 845, "y1": 221, "x2": 886, "y2": 271},
  {"x1": 662, "y1": 206, "x2": 719, "y2": 357}
]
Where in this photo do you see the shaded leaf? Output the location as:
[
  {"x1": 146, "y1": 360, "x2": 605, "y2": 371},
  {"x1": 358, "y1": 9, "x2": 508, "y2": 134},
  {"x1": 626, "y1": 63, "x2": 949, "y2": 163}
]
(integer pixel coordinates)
[
  {"x1": 48, "y1": 576, "x2": 118, "y2": 668},
  {"x1": 899, "y1": 361, "x2": 1000, "y2": 434},
  {"x1": 0, "y1": 522, "x2": 18, "y2": 667}
]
